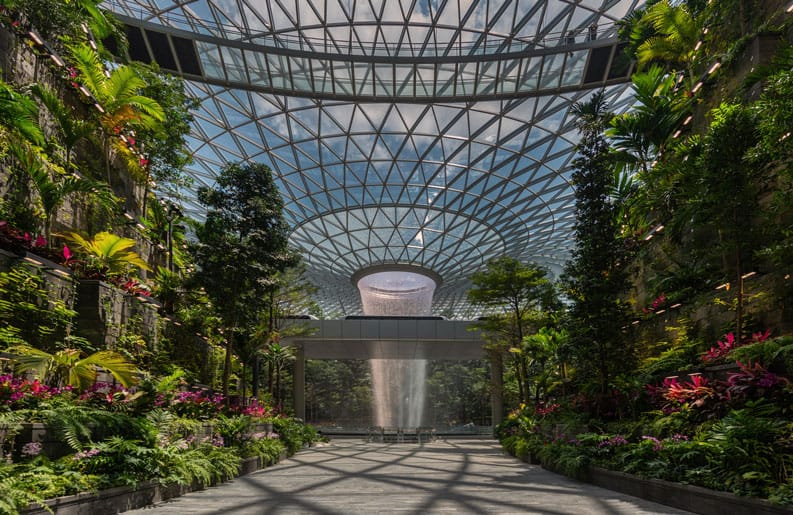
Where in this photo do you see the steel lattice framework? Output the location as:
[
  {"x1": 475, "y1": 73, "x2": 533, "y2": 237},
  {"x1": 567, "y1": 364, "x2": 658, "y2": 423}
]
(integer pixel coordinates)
[{"x1": 103, "y1": 0, "x2": 642, "y2": 318}]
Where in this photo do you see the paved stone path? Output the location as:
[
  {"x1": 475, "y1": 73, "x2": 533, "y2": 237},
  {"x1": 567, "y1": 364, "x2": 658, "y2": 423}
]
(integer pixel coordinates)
[{"x1": 127, "y1": 438, "x2": 691, "y2": 514}]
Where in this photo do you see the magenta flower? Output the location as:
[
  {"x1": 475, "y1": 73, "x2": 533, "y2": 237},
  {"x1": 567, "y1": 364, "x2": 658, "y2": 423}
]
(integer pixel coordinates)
[{"x1": 21, "y1": 442, "x2": 42, "y2": 457}]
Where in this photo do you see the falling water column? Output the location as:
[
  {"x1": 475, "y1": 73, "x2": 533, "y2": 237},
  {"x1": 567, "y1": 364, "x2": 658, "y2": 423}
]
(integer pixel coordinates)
[{"x1": 356, "y1": 269, "x2": 437, "y2": 429}]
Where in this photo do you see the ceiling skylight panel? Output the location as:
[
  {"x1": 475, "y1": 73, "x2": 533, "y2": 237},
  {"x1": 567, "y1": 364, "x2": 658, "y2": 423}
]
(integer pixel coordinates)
[
  {"x1": 219, "y1": 46, "x2": 246, "y2": 82},
  {"x1": 195, "y1": 41, "x2": 224, "y2": 79}
]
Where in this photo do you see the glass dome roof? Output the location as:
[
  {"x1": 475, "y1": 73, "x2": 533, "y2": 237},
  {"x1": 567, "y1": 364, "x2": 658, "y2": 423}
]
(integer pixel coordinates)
[{"x1": 103, "y1": 0, "x2": 643, "y2": 317}]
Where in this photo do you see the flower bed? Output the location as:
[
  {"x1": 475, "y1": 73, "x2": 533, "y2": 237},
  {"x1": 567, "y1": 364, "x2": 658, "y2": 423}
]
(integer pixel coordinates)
[{"x1": 0, "y1": 376, "x2": 322, "y2": 515}]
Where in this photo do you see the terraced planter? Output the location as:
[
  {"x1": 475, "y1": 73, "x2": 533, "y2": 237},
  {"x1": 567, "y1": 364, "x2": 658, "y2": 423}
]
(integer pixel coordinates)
[{"x1": 23, "y1": 450, "x2": 289, "y2": 515}]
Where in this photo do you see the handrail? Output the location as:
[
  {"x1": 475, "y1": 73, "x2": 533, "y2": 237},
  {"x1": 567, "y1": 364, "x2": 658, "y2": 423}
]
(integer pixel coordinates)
[{"x1": 102, "y1": 0, "x2": 619, "y2": 57}]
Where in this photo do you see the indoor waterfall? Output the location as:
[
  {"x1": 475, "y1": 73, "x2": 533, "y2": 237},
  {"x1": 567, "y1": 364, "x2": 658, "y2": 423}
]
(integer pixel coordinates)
[{"x1": 357, "y1": 270, "x2": 436, "y2": 428}]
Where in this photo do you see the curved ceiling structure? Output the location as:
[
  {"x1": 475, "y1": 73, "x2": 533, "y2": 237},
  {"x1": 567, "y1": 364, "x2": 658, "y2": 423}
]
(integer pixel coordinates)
[{"x1": 103, "y1": 0, "x2": 642, "y2": 318}]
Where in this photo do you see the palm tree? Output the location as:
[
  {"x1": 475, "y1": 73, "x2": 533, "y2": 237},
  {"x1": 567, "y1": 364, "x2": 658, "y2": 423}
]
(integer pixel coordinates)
[
  {"x1": 30, "y1": 83, "x2": 97, "y2": 173},
  {"x1": 8, "y1": 344, "x2": 138, "y2": 391},
  {"x1": 8, "y1": 141, "x2": 116, "y2": 245},
  {"x1": 67, "y1": 42, "x2": 164, "y2": 184},
  {"x1": 608, "y1": 66, "x2": 689, "y2": 175},
  {"x1": 261, "y1": 341, "x2": 295, "y2": 407},
  {"x1": 633, "y1": 1, "x2": 701, "y2": 85},
  {"x1": 0, "y1": 81, "x2": 44, "y2": 148},
  {"x1": 60, "y1": 231, "x2": 151, "y2": 278}
]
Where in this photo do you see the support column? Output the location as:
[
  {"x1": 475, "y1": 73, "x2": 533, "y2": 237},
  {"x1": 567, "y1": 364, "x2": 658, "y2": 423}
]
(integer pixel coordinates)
[
  {"x1": 293, "y1": 346, "x2": 305, "y2": 420},
  {"x1": 490, "y1": 352, "x2": 504, "y2": 428}
]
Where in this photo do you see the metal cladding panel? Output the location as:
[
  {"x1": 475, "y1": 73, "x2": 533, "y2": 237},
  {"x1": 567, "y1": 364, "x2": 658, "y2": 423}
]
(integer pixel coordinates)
[{"x1": 397, "y1": 319, "x2": 418, "y2": 339}]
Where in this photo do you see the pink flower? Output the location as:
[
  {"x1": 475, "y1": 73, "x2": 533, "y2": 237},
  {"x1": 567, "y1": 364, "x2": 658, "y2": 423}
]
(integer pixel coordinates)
[{"x1": 21, "y1": 442, "x2": 42, "y2": 457}]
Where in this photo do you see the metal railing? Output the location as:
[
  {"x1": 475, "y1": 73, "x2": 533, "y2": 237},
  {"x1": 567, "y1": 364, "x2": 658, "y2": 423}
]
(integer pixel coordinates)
[{"x1": 102, "y1": 0, "x2": 618, "y2": 57}]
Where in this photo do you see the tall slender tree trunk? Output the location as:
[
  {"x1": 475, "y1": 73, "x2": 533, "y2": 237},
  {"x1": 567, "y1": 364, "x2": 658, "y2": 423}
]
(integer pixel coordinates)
[{"x1": 222, "y1": 334, "x2": 233, "y2": 400}]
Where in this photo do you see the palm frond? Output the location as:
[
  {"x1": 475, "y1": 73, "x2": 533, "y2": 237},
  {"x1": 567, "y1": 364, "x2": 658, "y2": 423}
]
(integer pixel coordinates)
[
  {"x1": 79, "y1": 350, "x2": 139, "y2": 387},
  {"x1": 67, "y1": 43, "x2": 108, "y2": 101},
  {"x1": 7, "y1": 344, "x2": 53, "y2": 379}
]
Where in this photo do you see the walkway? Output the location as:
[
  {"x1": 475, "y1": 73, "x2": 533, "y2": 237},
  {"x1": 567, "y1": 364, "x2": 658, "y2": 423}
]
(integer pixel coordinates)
[{"x1": 127, "y1": 439, "x2": 691, "y2": 514}]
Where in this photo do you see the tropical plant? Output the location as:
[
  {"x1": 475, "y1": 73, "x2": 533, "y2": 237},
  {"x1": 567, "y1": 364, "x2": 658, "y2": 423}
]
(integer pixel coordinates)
[
  {"x1": 129, "y1": 62, "x2": 198, "y2": 203},
  {"x1": 609, "y1": 65, "x2": 689, "y2": 175},
  {"x1": 151, "y1": 267, "x2": 182, "y2": 314},
  {"x1": 30, "y1": 83, "x2": 97, "y2": 173},
  {"x1": 59, "y1": 231, "x2": 151, "y2": 278},
  {"x1": 261, "y1": 342, "x2": 295, "y2": 407},
  {"x1": 0, "y1": 80, "x2": 44, "y2": 148},
  {"x1": 66, "y1": 42, "x2": 164, "y2": 183},
  {"x1": 8, "y1": 345, "x2": 139, "y2": 390},
  {"x1": 0, "y1": 263, "x2": 75, "y2": 352},
  {"x1": 631, "y1": 0, "x2": 701, "y2": 85},
  {"x1": 8, "y1": 140, "x2": 116, "y2": 244}
]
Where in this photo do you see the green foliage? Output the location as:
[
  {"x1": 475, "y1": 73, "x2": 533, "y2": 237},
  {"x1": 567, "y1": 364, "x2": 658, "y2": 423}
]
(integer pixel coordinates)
[
  {"x1": 129, "y1": 63, "x2": 198, "y2": 193},
  {"x1": 30, "y1": 83, "x2": 97, "y2": 172},
  {"x1": 192, "y1": 161, "x2": 297, "y2": 396},
  {"x1": 10, "y1": 140, "x2": 116, "y2": 242},
  {"x1": 705, "y1": 402, "x2": 793, "y2": 497},
  {"x1": 563, "y1": 91, "x2": 633, "y2": 410},
  {"x1": 731, "y1": 336, "x2": 793, "y2": 373},
  {"x1": 630, "y1": 0, "x2": 701, "y2": 83},
  {"x1": 60, "y1": 231, "x2": 151, "y2": 277},
  {"x1": 468, "y1": 256, "x2": 558, "y2": 405},
  {"x1": 305, "y1": 359, "x2": 371, "y2": 426},
  {"x1": 608, "y1": 65, "x2": 689, "y2": 176},
  {"x1": 0, "y1": 80, "x2": 44, "y2": 147},
  {"x1": 271, "y1": 416, "x2": 319, "y2": 455},
  {"x1": 0, "y1": 263, "x2": 75, "y2": 352},
  {"x1": 8, "y1": 345, "x2": 139, "y2": 390},
  {"x1": 242, "y1": 435, "x2": 285, "y2": 463},
  {"x1": 214, "y1": 414, "x2": 253, "y2": 447}
]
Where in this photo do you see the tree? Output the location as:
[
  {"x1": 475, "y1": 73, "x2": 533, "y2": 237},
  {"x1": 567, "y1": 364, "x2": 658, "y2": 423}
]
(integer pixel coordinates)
[
  {"x1": 630, "y1": 0, "x2": 701, "y2": 85},
  {"x1": 130, "y1": 63, "x2": 199, "y2": 212},
  {"x1": 608, "y1": 66, "x2": 689, "y2": 176},
  {"x1": 67, "y1": 42, "x2": 164, "y2": 184},
  {"x1": 562, "y1": 91, "x2": 633, "y2": 415},
  {"x1": 9, "y1": 141, "x2": 116, "y2": 245},
  {"x1": 468, "y1": 255, "x2": 556, "y2": 406},
  {"x1": 30, "y1": 83, "x2": 97, "y2": 174},
  {"x1": 191, "y1": 162, "x2": 296, "y2": 399},
  {"x1": 260, "y1": 341, "x2": 295, "y2": 408},
  {"x1": 686, "y1": 103, "x2": 760, "y2": 339}
]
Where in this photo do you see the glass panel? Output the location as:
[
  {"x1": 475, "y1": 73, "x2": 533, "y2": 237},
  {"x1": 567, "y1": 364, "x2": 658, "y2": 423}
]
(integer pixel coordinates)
[
  {"x1": 477, "y1": 61, "x2": 497, "y2": 95},
  {"x1": 291, "y1": 56, "x2": 312, "y2": 90},
  {"x1": 415, "y1": 64, "x2": 434, "y2": 97},
  {"x1": 539, "y1": 54, "x2": 564, "y2": 90},
  {"x1": 373, "y1": 63, "x2": 394, "y2": 97},
  {"x1": 395, "y1": 64, "x2": 414, "y2": 96},
  {"x1": 436, "y1": 63, "x2": 456, "y2": 96},
  {"x1": 354, "y1": 63, "x2": 372, "y2": 96},
  {"x1": 517, "y1": 57, "x2": 541, "y2": 92},
  {"x1": 561, "y1": 49, "x2": 588, "y2": 87},
  {"x1": 313, "y1": 60, "x2": 334, "y2": 93},
  {"x1": 220, "y1": 46, "x2": 246, "y2": 82},
  {"x1": 499, "y1": 58, "x2": 520, "y2": 94},
  {"x1": 457, "y1": 61, "x2": 477, "y2": 96},
  {"x1": 267, "y1": 54, "x2": 290, "y2": 89},
  {"x1": 196, "y1": 41, "x2": 223, "y2": 79},
  {"x1": 244, "y1": 50, "x2": 269, "y2": 86},
  {"x1": 334, "y1": 61, "x2": 353, "y2": 95}
]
